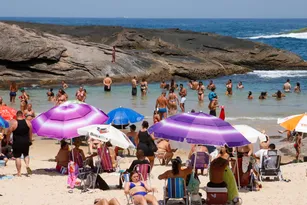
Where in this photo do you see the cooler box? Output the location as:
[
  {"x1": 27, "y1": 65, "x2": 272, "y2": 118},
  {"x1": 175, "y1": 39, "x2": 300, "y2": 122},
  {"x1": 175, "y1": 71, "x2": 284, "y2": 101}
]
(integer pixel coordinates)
[{"x1": 206, "y1": 187, "x2": 228, "y2": 205}]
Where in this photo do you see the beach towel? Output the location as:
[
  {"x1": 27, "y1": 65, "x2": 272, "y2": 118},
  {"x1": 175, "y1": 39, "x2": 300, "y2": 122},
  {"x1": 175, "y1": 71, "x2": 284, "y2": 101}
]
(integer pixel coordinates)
[
  {"x1": 98, "y1": 146, "x2": 114, "y2": 172},
  {"x1": 223, "y1": 166, "x2": 239, "y2": 202},
  {"x1": 67, "y1": 161, "x2": 78, "y2": 189}
]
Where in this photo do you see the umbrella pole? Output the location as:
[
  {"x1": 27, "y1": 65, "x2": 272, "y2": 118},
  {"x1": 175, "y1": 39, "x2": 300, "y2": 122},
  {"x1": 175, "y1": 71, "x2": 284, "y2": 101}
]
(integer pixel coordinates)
[
  {"x1": 71, "y1": 139, "x2": 74, "y2": 162},
  {"x1": 193, "y1": 145, "x2": 198, "y2": 171},
  {"x1": 235, "y1": 149, "x2": 241, "y2": 189}
]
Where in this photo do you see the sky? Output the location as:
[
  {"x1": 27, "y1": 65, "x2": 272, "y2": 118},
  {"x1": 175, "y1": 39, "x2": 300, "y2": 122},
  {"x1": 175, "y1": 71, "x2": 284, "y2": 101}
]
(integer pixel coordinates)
[{"x1": 1, "y1": 0, "x2": 307, "y2": 18}]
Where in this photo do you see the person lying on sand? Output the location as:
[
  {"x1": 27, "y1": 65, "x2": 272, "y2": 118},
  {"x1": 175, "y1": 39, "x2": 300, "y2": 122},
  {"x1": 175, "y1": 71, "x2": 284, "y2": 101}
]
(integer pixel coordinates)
[{"x1": 94, "y1": 198, "x2": 120, "y2": 205}]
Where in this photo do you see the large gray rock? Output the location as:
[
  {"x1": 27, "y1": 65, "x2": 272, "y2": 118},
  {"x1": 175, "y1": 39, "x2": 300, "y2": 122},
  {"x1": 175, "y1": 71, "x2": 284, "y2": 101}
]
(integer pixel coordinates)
[{"x1": 0, "y1": 21, "x2": 307, "y2": 86}]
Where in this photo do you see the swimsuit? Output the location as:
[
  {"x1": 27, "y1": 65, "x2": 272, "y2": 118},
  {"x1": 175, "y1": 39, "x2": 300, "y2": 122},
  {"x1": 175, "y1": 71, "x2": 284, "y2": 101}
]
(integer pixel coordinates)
[
  {"x1": 104, "y1": 85, "x2": 111, "y2": 92},
  {"x1": 158, "y1": 108, "x2": 167, "y2": 113},
  {"x1": 25, "y1": 113, "x2": 35, "y2": 118},
  {"x1": 10, "y1": 91, "x2": 16, "y2": 96},
  {"x1": 180, "y1": 97, "x2": 186, "y2": 104},
  {"x1": 132, "y1": 87, "x2": 137, "y2": 96},
  {"x1": 129, "y1": 182, "x2": 147, "y2": 196},
  {"x1": 140, "y1": 84, "x2": 146, "y2": 92},
  {"x1": 209, "y1": 110, "x2": 216, "y2": 116}
]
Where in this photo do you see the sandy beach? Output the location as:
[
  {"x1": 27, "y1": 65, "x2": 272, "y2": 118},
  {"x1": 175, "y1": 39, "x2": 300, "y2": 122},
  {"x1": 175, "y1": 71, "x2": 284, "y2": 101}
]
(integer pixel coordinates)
[{"x1": 1, "y1": 139, "x2": 306, "y2": 205}]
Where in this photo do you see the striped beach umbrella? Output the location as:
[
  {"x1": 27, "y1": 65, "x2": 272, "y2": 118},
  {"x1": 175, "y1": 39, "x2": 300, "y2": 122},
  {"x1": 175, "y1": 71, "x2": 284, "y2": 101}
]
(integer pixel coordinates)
[
  {"x1": 148, "y1": 112, "x2": 249, "y2": 147},
  {"x1": 278, "y1": 113, "x2": 307, "y2": 133},
  {"x1": 32, "y1": 103, "x2": 108, "y2": 139}
]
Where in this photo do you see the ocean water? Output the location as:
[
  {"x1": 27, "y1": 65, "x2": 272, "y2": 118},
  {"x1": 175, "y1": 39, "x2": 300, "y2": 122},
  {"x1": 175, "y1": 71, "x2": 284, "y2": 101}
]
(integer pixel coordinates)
[{"x1": 0, "y1": 17, "x2": 307, "y2": 137}]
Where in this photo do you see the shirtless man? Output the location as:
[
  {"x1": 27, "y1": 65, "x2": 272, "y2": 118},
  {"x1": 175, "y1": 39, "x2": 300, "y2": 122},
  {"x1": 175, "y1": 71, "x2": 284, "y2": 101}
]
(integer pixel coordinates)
[
  {"x1": 24, "y1": 104, "x2": 35, "y2": 121},
  {"x1": 131, "y1": 76, "x2": 138, "y2": 96},
  {"x1": 103, "y1": 74, "x2": 112, "y2": 92},
  {"x1": 157, "y1": 139, "x2": 177, "y2": 165},
  {"x1": 294, "y1": 132, "x2": 303, "y2": 162},
  {"x1": 283, "y1": 79, "x2": 291, "y2": 92},
  {"x1": 75, "y1": 87, "x2": 85, "y2": 102},
  {"x1": 126, "y1": 124, "x2": 138, "y2": 146},
  {"x1": 197, "y1": 81, "x2": 205, "y2": 101},
  {"x1": 237, "y1": 81, "x2": 244, "y2": 89},
  {"x1": 168, "y1": 89, "x2": 179, "y2": 115},
  {"x1": 192, "y1": 80, "x2": 199, "y2": 90},
  {"x1": 0, "y1": 97, "x2": 7, "y2": 106},
  {"x1": 207, "y1": 80, "x2": 216, "y2": 90},
  {"x1": 226, "y1": 79, "x2": 233, "y2": 95},
  {"x1": 62, "y1": 81, "x2": 68, "y2": 90},
  {"x1": 179, "y1": 84, "x2": 187, "y2": 112},
  {"x1": 207, "y1": 157, "x2": 228, "y2": 188},
  {"x1": 155, "y1": 91, "x2": 168, "y2": 119},
  {"x1": 208, "y1": 98, "x2": 219, "y2": 116},
  {"x1": 160, "y1": 80, "x2": 166, "y2": 89},
  {"x1": 111, "y1": 46, "x2": 116, "y2": 63}
]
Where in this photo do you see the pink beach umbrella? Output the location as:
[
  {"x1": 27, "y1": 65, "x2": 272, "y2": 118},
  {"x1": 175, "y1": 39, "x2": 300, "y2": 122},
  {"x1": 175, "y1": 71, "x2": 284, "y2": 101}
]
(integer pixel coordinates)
[{"x1": 31, "y1": 103, "x2": 108, "y2": 139}]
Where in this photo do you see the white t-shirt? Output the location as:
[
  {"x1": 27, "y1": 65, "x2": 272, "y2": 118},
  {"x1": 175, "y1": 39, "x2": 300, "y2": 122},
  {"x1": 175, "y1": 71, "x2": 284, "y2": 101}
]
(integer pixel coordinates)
[{"x1": 254, "y1": 149, "x2": 268, "y2": 166}]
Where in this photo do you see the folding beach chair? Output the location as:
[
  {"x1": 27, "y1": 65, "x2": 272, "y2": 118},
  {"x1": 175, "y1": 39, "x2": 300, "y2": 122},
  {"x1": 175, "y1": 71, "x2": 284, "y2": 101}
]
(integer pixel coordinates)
[
  {"x1": 97, "y1": 146, "x2": 115, "y2": 172},
  {"x1": 259, "y1": 153, "x2": 282, "y2": 181},
  {"x1": 134, "y1": 164, "x2": 152, "y2": 185},
  {"x1": 154, "y1": 151, "x2": 167, "y2": 165},
  {"x1": 190, "y1": 152, "x2": 210, "y2": 175},
  {"x1": 163, "y1": 177, "x2": 190, "y2": 205}
]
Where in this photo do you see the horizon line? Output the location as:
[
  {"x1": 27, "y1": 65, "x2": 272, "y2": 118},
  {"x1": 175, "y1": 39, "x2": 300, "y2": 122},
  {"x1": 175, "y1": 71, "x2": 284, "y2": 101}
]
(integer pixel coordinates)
[{"x1": 1, "y1": 16, "x2": 307, "y2": 20}]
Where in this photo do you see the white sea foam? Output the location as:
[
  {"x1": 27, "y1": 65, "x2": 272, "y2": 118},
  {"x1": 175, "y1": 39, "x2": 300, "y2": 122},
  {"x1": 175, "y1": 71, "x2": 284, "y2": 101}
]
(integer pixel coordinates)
[
  {"x1": 247, "y1": 32, "x2": 307, "y2": 40},
  {"x1": 226, "y1": 116, "x2": 278, "y2": 121},
  {"x1": 248, "y1": 70, "x2": 307, "y2": 78}
]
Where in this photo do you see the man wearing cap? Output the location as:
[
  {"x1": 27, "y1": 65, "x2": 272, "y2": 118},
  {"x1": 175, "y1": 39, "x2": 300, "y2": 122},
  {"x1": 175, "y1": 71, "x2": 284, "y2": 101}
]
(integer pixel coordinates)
[{"x1": 155, "y1": 91, "x2": 168, "y2": 119}]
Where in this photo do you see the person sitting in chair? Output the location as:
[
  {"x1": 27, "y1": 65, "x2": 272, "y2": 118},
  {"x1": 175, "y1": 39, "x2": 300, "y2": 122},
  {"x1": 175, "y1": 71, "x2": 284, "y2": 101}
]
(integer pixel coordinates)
[
  {"x1": 156, "y1": 139, "x2": 177, "y2": 165},
  {"x1": 118, "y1": 149, "x2": 150, "y2": 188},
  {"x1": 71, "y1": 137, "x2": 96, "y2": 169},
  {"x1": 208, "y1": 157, "x2": 240, "y2": 204},
  {"x1": 55, "y1": 140, "x2": 69, "y2": 174}
]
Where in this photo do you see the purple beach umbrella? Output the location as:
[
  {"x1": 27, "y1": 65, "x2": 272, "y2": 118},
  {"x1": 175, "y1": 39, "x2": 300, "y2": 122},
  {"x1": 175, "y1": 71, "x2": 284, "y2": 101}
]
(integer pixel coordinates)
[
  {"x1": 32, "y1": 103, "x2": 108, "y2": 139},
  {"x1": 148, "y1": 112, "x2": 250, "y2": 147}
]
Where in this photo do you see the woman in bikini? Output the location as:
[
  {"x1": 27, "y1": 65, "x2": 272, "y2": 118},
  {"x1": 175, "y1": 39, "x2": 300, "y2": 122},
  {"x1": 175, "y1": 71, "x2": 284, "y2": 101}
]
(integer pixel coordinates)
[
  {"x1": 153, "y1": 110, "x2": 160, "y2": 124},
  {"x1": 19, "y1": 88, "x2": 29, "y2": 112},
  {"x1": 168, "y1": 89, "x2": 179, "y2": 115},
  {"x1": 226, "y1": 79, "x2": 233, "y2": 95},
  {"x1": 9, "y1": 82, "x2": 18, "y2": 103},
  {"x1": 197, "y1": 81, "x2": 205, "y2": 101},
  {"x1": 46, "y1": 88, "x2": 55, "y2": 101},
  {"x1": 56, "y1": 89, "x2": 67, "y2": 105},
  {"x1": 23, "y1": 104, "x2": 35, "y2": 121},
  {"x1": 124, "y1": 171, "x2": 158, "y2": 205},
  {"x1": 140, "y1": 78, "x2": 148, "y2": 96},
  {"x1": 294, "y1": 132, "x2": 303, "y2": 162}
]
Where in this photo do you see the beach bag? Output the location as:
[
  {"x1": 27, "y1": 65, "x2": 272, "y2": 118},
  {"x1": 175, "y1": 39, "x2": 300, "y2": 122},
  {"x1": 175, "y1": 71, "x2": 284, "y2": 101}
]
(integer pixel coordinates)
[
  {"x1": 85, "y1": 173, "x2": 97, "y2": 189},
  {"x1": 96, "y1": 174, "x2": 110, "y2": 190},
  {"x1": 148, "y1": 138, "x2": 158, "y2": 152},
  {"x1": 187, "y1": 172, "x2": 200, "y2": 194}
]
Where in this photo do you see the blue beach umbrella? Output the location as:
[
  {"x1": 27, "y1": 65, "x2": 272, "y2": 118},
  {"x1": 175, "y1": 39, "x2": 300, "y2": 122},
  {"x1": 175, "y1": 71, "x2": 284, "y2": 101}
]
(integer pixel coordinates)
[
  {"x1": 0, "y1": 116, "x2": 9, "y2": 128},
  {"x1": 105, "y1": 107, "x2": 144, "y2": 125}
]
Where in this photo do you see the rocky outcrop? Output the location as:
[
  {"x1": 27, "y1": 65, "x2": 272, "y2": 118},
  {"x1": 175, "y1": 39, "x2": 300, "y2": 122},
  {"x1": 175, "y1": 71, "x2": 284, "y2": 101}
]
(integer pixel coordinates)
[{"x1": 1, "y1": 21, "x2": 307, "y2": 86}]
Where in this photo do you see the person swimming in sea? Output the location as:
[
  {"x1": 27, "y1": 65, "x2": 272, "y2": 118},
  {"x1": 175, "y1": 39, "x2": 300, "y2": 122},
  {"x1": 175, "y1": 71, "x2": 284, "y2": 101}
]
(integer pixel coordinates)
[
  {"x1": 248, "y1": 91, "x2": 253, "y2": 99},
  {"x1": 237, "y1": 81, "x2": 244, "y2": 89},
  {"x1": 294, "y1": 82, "x2": 301, "y2": 93},
  {"x1": 283, "y1": 79, "x2": 291, "y2": 92},
  {"x1": 258, "y1": 92, "x2": 267, "y2": 100},
  {"x1": 46, "y1": 88, "x2": 55, "y2": 101},
  {"x1": 272, "y1": 90, "x2": 286, "y2": 99}
]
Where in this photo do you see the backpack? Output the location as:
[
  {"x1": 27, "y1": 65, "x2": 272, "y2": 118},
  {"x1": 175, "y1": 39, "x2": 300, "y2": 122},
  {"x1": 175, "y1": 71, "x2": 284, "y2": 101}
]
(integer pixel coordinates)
[{"x1": 85, "y1": 173, "x2": 110, "y2": 190}]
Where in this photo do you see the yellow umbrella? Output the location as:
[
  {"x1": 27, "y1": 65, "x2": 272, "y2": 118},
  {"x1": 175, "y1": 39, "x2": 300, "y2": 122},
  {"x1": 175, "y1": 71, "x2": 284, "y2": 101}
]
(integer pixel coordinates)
[{"x1": 278, "y1": 113, "x2": 307, "y2": 132}]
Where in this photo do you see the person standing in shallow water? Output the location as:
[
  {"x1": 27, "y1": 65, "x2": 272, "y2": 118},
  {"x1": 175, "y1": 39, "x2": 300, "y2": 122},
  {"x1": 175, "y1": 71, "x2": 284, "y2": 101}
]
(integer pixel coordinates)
[
  {"x1": 9, "y1": 82, "x2": 18, "y2": 103},
  {"x1": 179, "y1": 84, "x2": 187, "y2": 112},
  {"x1": 283, "y1": 79, "x2": 291, "y2": 92},
  {"x1": 111, "y1": 46, "x2": 116, "y2": 63},
  {"x1": 7, "y1": 111, "x2": 33, "y2": 177},
  {"x1": 226, "y1": 79, "x2": 233, "y2": 95},
  {"x1": 131, "y1": 76, "x2": 138, "y2": 96},
  {"x1": 103, "y1": 74, "x2": 112, "y2": 92}
]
